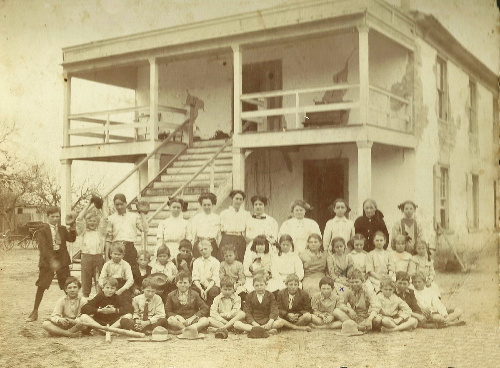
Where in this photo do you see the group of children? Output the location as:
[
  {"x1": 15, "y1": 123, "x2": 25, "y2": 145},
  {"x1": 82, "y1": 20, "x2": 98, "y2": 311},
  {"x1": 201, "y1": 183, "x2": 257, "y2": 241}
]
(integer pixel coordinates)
[{"x1": 37, "y1": 193, "x2": 464, "y2": 338}]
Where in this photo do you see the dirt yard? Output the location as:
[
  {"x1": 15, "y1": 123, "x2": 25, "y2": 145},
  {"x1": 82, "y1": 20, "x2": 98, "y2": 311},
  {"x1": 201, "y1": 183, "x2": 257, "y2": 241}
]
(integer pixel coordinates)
[{"x1": 1, "y1": 235, "x2": 498, "y2": 368}]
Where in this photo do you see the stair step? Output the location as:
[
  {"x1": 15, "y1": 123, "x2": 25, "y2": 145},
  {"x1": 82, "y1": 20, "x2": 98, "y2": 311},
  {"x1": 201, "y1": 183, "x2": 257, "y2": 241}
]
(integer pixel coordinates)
[
  {"x1": 184, "y1": 146, "x2": 232, "y2": 155},
  {"x1": 192, "y1": 139, "x2": 231, "y2": 148},
  {"x1": 172, "y1": 157, "x2": 232, "y2": 168},
  {"x1": 147, "y1": 202, "x2": 200, "y2": 211},
  {"x1": 144, "y1": 186, "x2": 220, "y2": 196},
  {"x1": 157, "y1": 173, "x2": 229, "y2": 184},
  {"x1": 140, "y1": 194, "x2": 200, "y2": 203},
  {"x1": 163, "y1": 165, "x2": 232, "y2": 176},
  {"x1": 176, "y1": 151, "x2": 232, "y2": 161}
]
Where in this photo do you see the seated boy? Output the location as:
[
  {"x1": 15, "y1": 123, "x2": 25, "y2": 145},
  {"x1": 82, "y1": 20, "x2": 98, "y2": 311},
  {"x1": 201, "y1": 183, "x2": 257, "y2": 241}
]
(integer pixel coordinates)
[
  {"x1": 234, "y1": 274, "x2": 284, "y2": 334},
  {"x1": 120, "y1": 277, "x2": 167, "y2": 334},
  {"x1": 98, "y1": 242, "x2": 134, "y2": 302},
  {"x1": 395, "y1": 271, "x2": 429, "y2": 326},
  {"x1": 208, "y1": 276, "x2": 246, "y2": 331},
  {"x1": 373, "y1": 276, "x2": 417, "y2": 332},
  {"x1": 219, "y1": 244, "x2": 246, "y2": 299},
  {"x1": 79, "y1": 277, "x2": 133, "y2": 330},
  {"x1": 173, "y1": 239, "x2": 194, "y2": 275},
  {"x1": 131, "y1": 250, "x2": 152, "y2": 296},
  {"x1": 42, "y1": 276, "x2": 87, "y2": 338},
  {"x1": 165, "y1": 271, "x2": 209, "y2": 332},
  {"x1": 192, "y1": 240, "x2": 221, "y2": 307},
  {"x1": 276, "y1": 274, "x2": 312, "y2": 332},
  {"x1": 310, "y1": 276, "x2": 349, "y2": 329},
  {"x1": 341, "y1": 269, "x2": 380, "y2": 331},
  {"x1": 412, "y1": 271, "x2": 464, "y2": 328}
]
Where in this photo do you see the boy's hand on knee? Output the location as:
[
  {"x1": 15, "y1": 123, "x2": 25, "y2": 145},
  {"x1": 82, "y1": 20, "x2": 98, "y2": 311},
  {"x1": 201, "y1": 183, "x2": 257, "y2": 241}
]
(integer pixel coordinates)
[
  {"x1": 347, "y1": 309, "x2": 357, "y2": 320},
  {"x1": 59, "y1": 318, "x2": 71, "y2": 328}
]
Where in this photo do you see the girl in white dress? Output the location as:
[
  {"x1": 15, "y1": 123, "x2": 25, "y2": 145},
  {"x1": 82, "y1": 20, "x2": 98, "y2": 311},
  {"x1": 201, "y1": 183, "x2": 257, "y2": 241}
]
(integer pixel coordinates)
[
  {"x1": 243, "y1": 235, "x2": 279, "y2": 292},
  {"x1": 156, "y1": 197, "x2": 191, "y2": 259},
  {"x1": 274, "y1": 234, "x2": 304, "y2": 290},
  {"x1": 279, "y1": 200, "x2": 320, "y2": 255}
]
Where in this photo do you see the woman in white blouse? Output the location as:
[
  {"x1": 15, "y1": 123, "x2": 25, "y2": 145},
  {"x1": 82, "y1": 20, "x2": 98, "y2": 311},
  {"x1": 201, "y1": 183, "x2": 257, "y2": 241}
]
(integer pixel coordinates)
[
  {"x1": 278, "y1": 200, "x2": 321, "y2": 255},
  {"x1": 191, "y1": 192, "x2": 220, "y2": 259},
  {"x1": 218, "y1": 190, "x2": 250, "y2": 262},
  {"x1": 245, "y1": 195, "x2": 279, "y2": 252},
  {"x1": 156, "y1": 197, "x2": 191, "y2": 259}
]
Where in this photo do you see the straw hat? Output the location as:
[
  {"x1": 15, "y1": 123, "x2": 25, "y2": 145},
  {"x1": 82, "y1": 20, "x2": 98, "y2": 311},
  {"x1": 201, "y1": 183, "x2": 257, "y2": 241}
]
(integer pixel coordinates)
[
  {"x1": 334, "y1": 320, "x2": 365, "y2": 336},
  {"x1": 151, "y1": 326, "x2": 171, "y2": 341},
  {"x1": 177, "y1": 325, "x2": 205, "y2": 340}
]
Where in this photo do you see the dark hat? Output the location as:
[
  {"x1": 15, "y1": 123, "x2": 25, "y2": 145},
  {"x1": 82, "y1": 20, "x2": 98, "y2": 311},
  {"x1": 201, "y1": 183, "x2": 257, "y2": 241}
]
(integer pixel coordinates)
[
  {"x1": 214, "y1": 328, "x2": 229, "y2": 339},
  {"x1": 248, "y1": 326, "x2": 269, "y2": 339},
  {"x1": 90, "y1": 194, "x2": 104, "y2": 209},
  {"x1": 150, "y1": 273, "x2": 168, "y2": 287},
  {"x1": 65, "y1": 211, "x2": 78, "y2": 226}
]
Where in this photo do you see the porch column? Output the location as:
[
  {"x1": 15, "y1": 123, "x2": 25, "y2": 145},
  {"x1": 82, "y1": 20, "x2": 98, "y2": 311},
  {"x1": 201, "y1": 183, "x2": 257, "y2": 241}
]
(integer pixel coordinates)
[
  {"x1": 358, "y1": 25, "x2": 370, "y2": 126},
  {"x1": 148, "y1": 153, "x2": 161, "y2": 183},
  {"x1": 60, "y1": 159, "x2": 72, "y2": 220},
  {"x1": 149, "y1": 57, "x2": 159, "y2": 141},
  {"x1": 62, "y1": 74, "x2": 71, "y2": 147},
  {"x1": 232, "y1": 44, "x2": 242, "y2": 135},
  {"x1": 356, "y1": 141, "x2": 372, "y2": 214},
  {"x1": 232, "y1": 147, "x2": 245, "y2": 191}
]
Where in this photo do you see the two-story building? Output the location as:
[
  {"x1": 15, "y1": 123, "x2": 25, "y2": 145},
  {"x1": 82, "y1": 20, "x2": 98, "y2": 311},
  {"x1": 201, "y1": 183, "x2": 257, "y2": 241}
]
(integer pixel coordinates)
[{"x1": 59, "y1": 0, "x2": 498, "y2": 264}]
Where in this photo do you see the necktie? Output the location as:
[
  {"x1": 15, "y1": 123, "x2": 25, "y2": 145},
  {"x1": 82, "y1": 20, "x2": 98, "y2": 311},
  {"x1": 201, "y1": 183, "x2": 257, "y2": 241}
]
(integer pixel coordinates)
[
  {"x1": 288, "y1": 294, "x2": 294, "y2": 310},
  {"x1": 52, "y1": 225, "x2": 61, "y2": 249},
  {"x1": 142, "y1": 300, "x2": 149, "y2": 321}
]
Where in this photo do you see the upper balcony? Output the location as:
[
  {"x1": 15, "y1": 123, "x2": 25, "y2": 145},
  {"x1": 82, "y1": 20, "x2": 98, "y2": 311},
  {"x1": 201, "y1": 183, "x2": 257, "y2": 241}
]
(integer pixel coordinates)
[{"x1": 61, "y1": 0, "x2": 418, "y2": 160}]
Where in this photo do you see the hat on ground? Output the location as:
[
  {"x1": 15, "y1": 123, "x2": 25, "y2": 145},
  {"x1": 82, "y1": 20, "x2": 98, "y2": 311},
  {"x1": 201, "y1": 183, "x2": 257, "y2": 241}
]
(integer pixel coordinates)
[
  {"x1": 90, "y1": 194, "x2": 104, "y2": 210},
  {"x1": 334, "y1": 320, "x2": 365, "y2": 336},
  {"x1": 214, "y1": 328, "x2": 229, "y2": 339},
  {"x1": 248, "y1": 326, "x2": 269, "y2": 339},
  {"x1": 150, "y1": 273, "x2": 168, "y2": 288},
  {"x1": 151, "y1": 326, "x2": 171, "y2": 341},
  {"x1": 65, "y1": 211, "x2": 78, "y2": 226},
  {"x1": 177, "y1": 325, "x2": 205, "y2": 340}
]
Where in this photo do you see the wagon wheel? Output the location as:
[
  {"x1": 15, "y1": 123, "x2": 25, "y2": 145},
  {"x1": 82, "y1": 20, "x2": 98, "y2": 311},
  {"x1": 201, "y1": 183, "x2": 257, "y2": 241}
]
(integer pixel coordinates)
[
  {"x1": 31, "y1": 230, "x2": 40, "y2": 249},
  {"x1": 2, "y1": 231, "x2": 17, "y2": 250},
  {"x1": 18, "y1": 236, "x2": 31, "y2": 249}
]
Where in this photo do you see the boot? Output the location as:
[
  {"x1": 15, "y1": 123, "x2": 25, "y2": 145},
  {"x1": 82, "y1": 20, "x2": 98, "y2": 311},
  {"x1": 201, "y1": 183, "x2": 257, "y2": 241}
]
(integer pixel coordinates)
[{"x1": 26, "y1": 310, "x2": 38, "y2": 322}]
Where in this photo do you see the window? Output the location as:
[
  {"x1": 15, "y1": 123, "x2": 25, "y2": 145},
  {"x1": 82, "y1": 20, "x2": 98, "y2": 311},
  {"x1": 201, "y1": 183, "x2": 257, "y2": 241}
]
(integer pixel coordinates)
[
  {"x1": 468, "y1": 79, "x2": 477, "y2": 134},
  {"x1": 471, "y1": 175, "x2": 479, "y2": 228},
  {"x1": 438, "y1": 167, "x2": 450, "y2": 229},
  {"x1": 436, "y1": 57, "x2": 448, "y2": 120},
  {"x1": 17, "y1": 208, "x2": 23, "y2": 215}
]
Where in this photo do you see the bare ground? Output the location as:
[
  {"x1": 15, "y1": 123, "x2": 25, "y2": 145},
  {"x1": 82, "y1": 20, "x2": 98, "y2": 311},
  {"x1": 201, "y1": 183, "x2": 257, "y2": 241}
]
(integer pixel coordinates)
[{"x1": 1, "y1": 235, "x2": 498, "y2": 368}]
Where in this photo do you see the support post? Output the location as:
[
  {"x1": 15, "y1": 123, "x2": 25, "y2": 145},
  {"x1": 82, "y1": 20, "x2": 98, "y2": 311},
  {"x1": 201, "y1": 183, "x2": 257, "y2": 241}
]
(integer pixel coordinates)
[
  {"x1": 232, "y1": 44, "x2": 242, "y2": 135},
  {"x1": 149, "y1": 57, "x2": 159, "y2": 141},
  {"x1": 232, "y1": 147, "x2": 245, "y2": 191},
  {"x1": 148, "y1": 153, "x2": 161, "y2": 183},
  {"x1": 62, "y1": 74, "x2": 71, "y2": 147},
  {"x1": 61, "y1": 159, "x2": 72, "y2": 220},
  {"x1": 358, "y1": 25, "x2": 370, "y2": 126},
  {"x1": 356, "y1": 141, "x2": 372, "y2": 214}
]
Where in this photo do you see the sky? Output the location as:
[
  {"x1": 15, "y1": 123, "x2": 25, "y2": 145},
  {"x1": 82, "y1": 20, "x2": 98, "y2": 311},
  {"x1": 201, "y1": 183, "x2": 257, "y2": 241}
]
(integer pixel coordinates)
[{"x1": 0, "y1": 0, "x2": 498, "y2": 195}]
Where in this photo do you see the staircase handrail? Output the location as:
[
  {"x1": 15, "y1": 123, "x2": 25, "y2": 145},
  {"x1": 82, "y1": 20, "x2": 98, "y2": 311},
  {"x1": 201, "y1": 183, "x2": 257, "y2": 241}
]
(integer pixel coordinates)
[
  {"x1": 101, "y1": 119, "x2": 190, "y2": 202},
  {"x1": 147, "y1": 138, "x2": 233, "y2": 223}
]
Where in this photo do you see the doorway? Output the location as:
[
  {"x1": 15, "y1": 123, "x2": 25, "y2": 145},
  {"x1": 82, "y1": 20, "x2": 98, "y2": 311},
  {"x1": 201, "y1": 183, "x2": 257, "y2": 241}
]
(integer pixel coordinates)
[
  {"x1": 241, "y1": 60, "x2": 283, "y2": 132},
  {"x1": 303, "y1": 159, "x2": 348, "y2": 233}
]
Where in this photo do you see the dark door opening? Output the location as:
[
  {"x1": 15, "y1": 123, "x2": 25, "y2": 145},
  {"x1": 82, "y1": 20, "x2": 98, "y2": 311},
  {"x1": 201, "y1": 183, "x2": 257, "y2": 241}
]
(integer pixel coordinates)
[{"x1": 303, "y1": 159, "x2": 348, "y2": 234}]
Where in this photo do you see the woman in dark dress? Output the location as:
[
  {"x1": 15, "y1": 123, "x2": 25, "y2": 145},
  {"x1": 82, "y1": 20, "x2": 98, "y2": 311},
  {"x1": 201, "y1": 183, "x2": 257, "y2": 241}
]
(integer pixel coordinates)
[{"x1": 354, "y1": 199, "x2": 389, "y2": 253}]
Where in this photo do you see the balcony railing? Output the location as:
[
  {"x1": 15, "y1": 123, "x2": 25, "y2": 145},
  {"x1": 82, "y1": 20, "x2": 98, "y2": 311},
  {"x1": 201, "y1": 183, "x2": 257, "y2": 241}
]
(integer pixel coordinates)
[
  {"x1": 66, "y1": 104, "x2": 188, "y2": 146},
  {"x1": 238, "y1": 83, "x2": 412, "y2": 134}
]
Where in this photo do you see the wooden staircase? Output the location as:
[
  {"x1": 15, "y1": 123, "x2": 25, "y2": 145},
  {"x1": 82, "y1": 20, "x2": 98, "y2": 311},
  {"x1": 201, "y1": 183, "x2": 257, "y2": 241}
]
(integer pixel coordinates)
[{"x1": 135, "y1": 139, "x2": 233, "y2": 249}]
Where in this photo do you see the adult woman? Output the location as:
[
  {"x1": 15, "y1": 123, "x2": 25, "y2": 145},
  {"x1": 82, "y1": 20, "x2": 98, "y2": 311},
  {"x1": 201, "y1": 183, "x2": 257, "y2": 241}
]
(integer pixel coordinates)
[
  {"x1": 156, "y1": 197, "x2": 191, "y2": 259},
  {"x1": 354, "y1": 198, "x2": 389, "y2": 253},
  {"x1": 245, "y1": 195, "x2": 279, "y2": 250},
  {"x1": 278, "y1": 200, "x2": 321, "y2": 255},
  {"x1": 106, "y1": 193, "x2": 148, "y2": 268},
  {"x1": 191, "y1": 192, "x2": 220, "y2": 258},
  {"x1": 218, "y1": 190, "x2": 251, "y2": 262}
]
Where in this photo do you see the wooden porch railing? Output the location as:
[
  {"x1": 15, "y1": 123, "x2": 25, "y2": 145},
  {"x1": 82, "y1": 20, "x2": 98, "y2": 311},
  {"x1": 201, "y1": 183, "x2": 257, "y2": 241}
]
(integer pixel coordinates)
[{"x1": 369, "y1": 85, "x2": 413, "y2": 133}]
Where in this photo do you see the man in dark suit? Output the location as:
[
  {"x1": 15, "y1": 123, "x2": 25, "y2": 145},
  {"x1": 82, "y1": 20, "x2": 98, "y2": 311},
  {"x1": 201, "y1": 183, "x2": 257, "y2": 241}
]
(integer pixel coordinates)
[{"x1": 26, "y1": 206, "x2": 77, "y2": 322}]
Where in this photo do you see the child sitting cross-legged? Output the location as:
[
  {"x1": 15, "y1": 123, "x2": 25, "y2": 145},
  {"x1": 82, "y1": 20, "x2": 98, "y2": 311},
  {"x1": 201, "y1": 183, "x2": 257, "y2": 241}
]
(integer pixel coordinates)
[
  {"x1": 412, "y1": 271, "x2": 464, "y2": 328},
  {"x1": 310, "y1": 276, "x2": 349, "y2": 329},
  {"x1": 341, "y1": 269, "x2": 380, "y2": 332},
  {"x1": 234, "y1": 274, "x2": 284, "y2": 334},
  {"x1": 151, "y1": 245, "x2": 178, "y2": 302},
  {"x1": 219, "y1": 244, "x2": 246, "y2": 301},
  {"x1": 276, "y1": 274, "x2": 313, "y2": 332},
  {"x1": 192, "y1": 240, "x2": 221, "y2": 307},
  {"x1": 372, "y1": 276, "x2": 417, "y2": 333},
  {"x1": 79, "y1": 277, "x2": 133, "y2": 330},
  {"x1": 98, "y1": 242, "x2": 134, "y2": 302},
  {"x1": 394, "y1": 271, "x2": 428, "y2": 326},
  {"x1": 42, "y1": 276, "x2": 88, "y2": 338},
  {"x1": 165, "y1": 271, "x2": 209, "y2": 333},
  {"x1": 120, "y1": 277, "x2": 168, "y2": 334},
  {"x1": 131, "y1": 250, "x2": 152, "y2": 296},
  {"x1": 208, "y1": 276, "x2": 246, "y2": 332}
]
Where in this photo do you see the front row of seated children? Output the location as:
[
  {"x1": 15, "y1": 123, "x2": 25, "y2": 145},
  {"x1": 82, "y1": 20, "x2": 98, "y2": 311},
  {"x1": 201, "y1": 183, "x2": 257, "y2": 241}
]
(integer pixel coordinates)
[{"x1": 43, "y1": 261, "x2": 464, "y2": 338}]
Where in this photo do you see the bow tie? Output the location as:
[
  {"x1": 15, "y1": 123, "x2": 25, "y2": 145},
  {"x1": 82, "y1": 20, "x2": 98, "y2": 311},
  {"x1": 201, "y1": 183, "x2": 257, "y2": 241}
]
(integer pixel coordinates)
[{"x1": 252, "y1": 215, "x2": 266, "y2": 219}]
